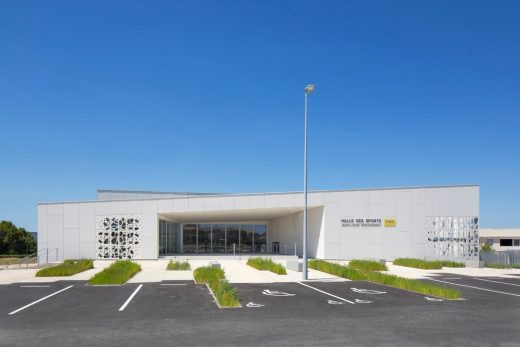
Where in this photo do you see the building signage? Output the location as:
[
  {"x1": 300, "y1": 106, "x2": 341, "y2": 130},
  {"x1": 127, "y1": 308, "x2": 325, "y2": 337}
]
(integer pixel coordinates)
[
  {"x1": 340, "y1": 218, "x2": 397, "y2": 228},
  {"x1": 340, "y1": 218, "x2": 382, "y2": 227},
  {"x1": 384, "y1": 219, "x2": 397, "y2": 227}
]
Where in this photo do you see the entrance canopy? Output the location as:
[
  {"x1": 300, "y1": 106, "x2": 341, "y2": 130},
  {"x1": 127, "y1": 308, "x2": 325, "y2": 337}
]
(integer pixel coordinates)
[{"x1": 158, "y1": 206, "x2": 305, "y2": 223}]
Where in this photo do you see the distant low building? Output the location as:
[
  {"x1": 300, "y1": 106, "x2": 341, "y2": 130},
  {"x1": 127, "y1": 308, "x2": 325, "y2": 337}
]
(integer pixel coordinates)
[{"x1": 479, "y1": 228, "x2": 520, "y2": 251}]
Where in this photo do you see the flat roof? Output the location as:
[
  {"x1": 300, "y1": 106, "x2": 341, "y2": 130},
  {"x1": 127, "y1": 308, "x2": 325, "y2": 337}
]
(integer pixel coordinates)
[
  {"x1": 97, "y1": 189, "x2": 223, "y2": 195},
  {"x1": 38, "y1": 184, "x2": 479, "y2": 205}
]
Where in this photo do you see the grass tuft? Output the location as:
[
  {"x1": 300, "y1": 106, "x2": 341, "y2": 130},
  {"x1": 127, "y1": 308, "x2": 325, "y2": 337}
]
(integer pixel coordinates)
[
  {"x1": 348, "y1": 259, "x2": 388, "y2": 271},
  {"x1": 309, "y1": 259, "x2": 461, "y2": 299},
  {"x1": 36, "y1": 259, "x2": 93, "y2": 277},
  {"x1": 485, "y1": 262, "x2": 520, "y2": 269},
  {"x1": 247, "y1": 257, "x2": 287, "y2": 275},
  {"x1": 88, "y1": 260, "x2": 141, "y2": 285},
  {"x1": 193, "y1": 266, "x2": 240, "y2": 307},
  {"x1": 393, "y1": 258, "x2": 465, "y2": 269},
  {"x1": 166, "y1": 260, "x2": 191, "y2": 271},
  {"x1": 440, "y1": 260, "x2": 465, "y2": 268}
]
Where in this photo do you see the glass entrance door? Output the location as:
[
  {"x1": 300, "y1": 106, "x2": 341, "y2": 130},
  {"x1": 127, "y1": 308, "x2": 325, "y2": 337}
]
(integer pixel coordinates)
[{"x1": 159, "y1": 220, "x2": 180, "y2": 255}]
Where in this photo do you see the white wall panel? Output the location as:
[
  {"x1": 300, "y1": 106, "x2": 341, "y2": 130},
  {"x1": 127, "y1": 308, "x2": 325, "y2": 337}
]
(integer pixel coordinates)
[
  {"x1": 249, "y1": 195, "x2": 265, "y2": 209},
  {"x1": 47, "y1": 213, "x2": 64, "y2": 261},
  {"x1": 189, "y1": 198, "x2": 204, "y2": 211},
  {"x1": 79, "y1": 203, "x2": 96, "y2": 258},
  {"x1": 369, "y1": 190, "x2": 383, "y2": 204},
  {"x1": 63, "y1": 204, "x2": 80, "y2": 229},
  {"x1": 157, "y1": 199, "x2": 173, "y2": 212},
  {"x1": 279, "y1": 194, "x2": 295, "y2": 207},
  {"x1": 173, "y1": 198, "x2": 189, "y2": 212},
  {"x1": 411, "y1": 203, "x2": 426, "y2": 244},
  {"x1": 95, "y1": 202, "x2": 110, "y2": 216},
  {"x1": 353, "y1": 191, "x2": 369, "y2": 216},
  {"x1": 37, "y1": 205, "x2": 48, "y2": 252},
  {"x1": 308, "y1": 192, "x2": 325, "y2": 206},
  {"x1": 325, "y1": 191, "x2": 340, "y2": 204},
  {"x1": 396, "y1": 191, "x2": 411, "y2": 231},
  {"x1": 338, "y1": 192, "x2": 354, "y2": 216},
  {"x1": 126, "y1": 200, "x2": 143, "y2": 214},
  {"x1": 264, "y1": 194, "x2": 280, "y2": 208},
  {"x1": 110, "y1": 201, "x2": 126, "y2": 215},
  {"x1": 324, "y1": 203, "x2": 340, "y2": 246},
  {"x1": 234, "y1": 196, "x2": 250, "y2": 210},
  {"x1": 412, "y1": 188, "x2": 425, "y2": 204},
  {"x1": 382, "y1": 190, "x2": 397, "y2": 217},
  {"x1": 63, "y1": 228, "x2": 79, "y2": 259},
  {"x1": 204, "y1": 197, "x2": 220, "y2": 211},
  {"x1": 325, "y1": 243, "x2": 340, "y2": 259},
  {"x1": 47, "y1": 204, "x2": 63, "y2": 215},
  {"x1": 438, "y1": 188, "x2": 453, "y2": 216},
  {"x1": 219, "y1": 197, "x2": 234, "y2": 210}
]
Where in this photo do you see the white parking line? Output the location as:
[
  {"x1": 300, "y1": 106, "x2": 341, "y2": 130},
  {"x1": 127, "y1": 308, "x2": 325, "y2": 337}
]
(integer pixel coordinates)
[
  {"x1": 119, "y1": 284, "x2": 143, "y2": 312},
  {"x1": 8, "y1": 285, "x2": 74, "y2": 315},
  {"x1": 427, "y1": 278, "x2": 520, "y2": 297},
  {"x1": 473, "y1": 278, "x2": 520, "y2": 287},
  {"x1": 298, "y1": 282, "x2": 355, "y2": 304},
  {"x1": 442, "y1": 277, "x2": 461, "y2": 280}
]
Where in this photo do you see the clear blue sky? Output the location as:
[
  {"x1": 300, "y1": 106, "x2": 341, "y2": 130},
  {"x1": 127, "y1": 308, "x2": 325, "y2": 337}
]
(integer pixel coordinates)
[{"x1": 1, "y1": 0, "x2": 519, "y2": 233}]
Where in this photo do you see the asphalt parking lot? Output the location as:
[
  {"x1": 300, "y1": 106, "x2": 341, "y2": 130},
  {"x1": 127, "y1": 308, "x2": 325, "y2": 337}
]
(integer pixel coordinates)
[{"x1": 1, "y1": 275, "x2": 519, "y2": 346}]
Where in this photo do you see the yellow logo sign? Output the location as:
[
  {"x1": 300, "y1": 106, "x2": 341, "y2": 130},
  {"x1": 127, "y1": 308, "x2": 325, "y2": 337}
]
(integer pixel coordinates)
[{"x1": 384, "y1": 219, "x2": 397, "y2": 227}]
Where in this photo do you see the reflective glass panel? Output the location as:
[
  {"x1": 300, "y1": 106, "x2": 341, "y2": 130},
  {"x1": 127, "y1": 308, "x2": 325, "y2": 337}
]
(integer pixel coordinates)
[
  {"x1": 254, "y1": 224, "x2": 267, "y2": 253},
  {"x1": 182, "y1": 224, "x2": 197, "y2": 253},
  {"x1": 198, "y1": 224, "x2": 212, "y2": 253},
  {"x1": 226, "y1": 224, "x2": 239, "y2": 253},
  {"x1": 240, "y1": 225, "x2": 253, "y2": 253},
  {"x1": 212, "y1": 224, "x2": 226, "y2": 253}
]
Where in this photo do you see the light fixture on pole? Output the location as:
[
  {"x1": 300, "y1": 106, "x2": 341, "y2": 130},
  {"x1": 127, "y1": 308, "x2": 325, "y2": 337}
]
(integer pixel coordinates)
[{"x1": 303, "y1": 84, "x2": 315, "y2": 280}]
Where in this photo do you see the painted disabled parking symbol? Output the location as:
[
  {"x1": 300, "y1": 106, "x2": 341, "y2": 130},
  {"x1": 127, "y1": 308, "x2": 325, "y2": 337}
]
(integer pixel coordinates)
[
  {"x1": 327, "y1": 300, "x2": 345, "y2": 305},
  {"x1": 351, "y1": 288, "x2": 386, "y2": 295},
  {"x1": 262, "y1": 289, "x2": 295, "y2": 297},
  {"x1": 424, "y1": 297, "x2": 444, "y2": 302}
]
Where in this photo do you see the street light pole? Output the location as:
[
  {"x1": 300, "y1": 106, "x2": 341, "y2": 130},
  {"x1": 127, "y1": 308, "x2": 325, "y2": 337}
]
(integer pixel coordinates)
[{"x1": 303, "y1": 84, "x2": 315, "y2": 280}]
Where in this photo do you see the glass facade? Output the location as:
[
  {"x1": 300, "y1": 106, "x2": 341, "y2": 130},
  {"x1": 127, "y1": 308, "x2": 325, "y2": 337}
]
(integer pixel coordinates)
[
  {"x1": 174, "y1": 223, "x2": 267, "y2": 254},
  {"x1": 182, "y1": 224, "x2": 198, "y2": 253},
  {"x1": 158, "y1": 220, "x2": 180, "y2": 255}
]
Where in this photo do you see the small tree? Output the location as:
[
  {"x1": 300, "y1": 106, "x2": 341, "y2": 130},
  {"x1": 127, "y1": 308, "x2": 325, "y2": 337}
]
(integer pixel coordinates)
[{"x1": 480, "y1": 242, "x2": 494, "y2": 253}]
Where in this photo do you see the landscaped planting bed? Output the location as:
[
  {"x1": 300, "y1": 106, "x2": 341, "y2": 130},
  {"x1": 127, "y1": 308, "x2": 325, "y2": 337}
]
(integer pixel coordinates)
[
  {"x1": 166, "y1": 260, "x2": 191, "y2": 270},
  {"x1": 309, "y1": 259, "x2": 461, "y2": 299},
  {"x1": 36, "y1": 259, "x2": 94, "y2": 277},
  {"x1": 485, "y1": 262, "x2": 520, "y2": 269},
  {"x1": 88, "y1": 260, "x2": 141, "y2": 285},
  {"x1": 393, "y1": 258, "x2": 465, "y2": 270},
  {"x1": 247, "y1": 257, "x2": 287, "y2": 275},
  {"x1": 348, "y1": 259, "x2": 388, "y2": 271},
  {"x1": 193, "y1": 266, "x2": 240, "y2": 307}
]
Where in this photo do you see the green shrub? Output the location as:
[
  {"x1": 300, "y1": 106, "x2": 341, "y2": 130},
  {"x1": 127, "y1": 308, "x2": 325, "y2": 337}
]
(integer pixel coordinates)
[
  {"x1": 88, "y1": 260, "x2": 141, "y2": 285},
  {"x1": 393, "y1": 258, "x2": 465, "y2": 269},
  {"x1": 36, "y1": 259, "x2": 93, "y2": 277},
  {"x1": 166, "y1": 260, "x2": 191, "y2": 271},
  {"x1": 193, "y1": 266, "x2": 240, "y2": 307},
  {"x1": 393, "y1": 258, "x2": 442, "y2": 269},
  {"x1": 348, "y1": 259, "x2": 388, "y2": 271},
  {"x1": 247, "y1": 257, "x2": 287, "y2": 275},
  {"x1": 440, "y1": 260, "x2": 465, "y2": 268},
  {"x1": 309, "y1": 259, "x2": 461, "y2": 299}
]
